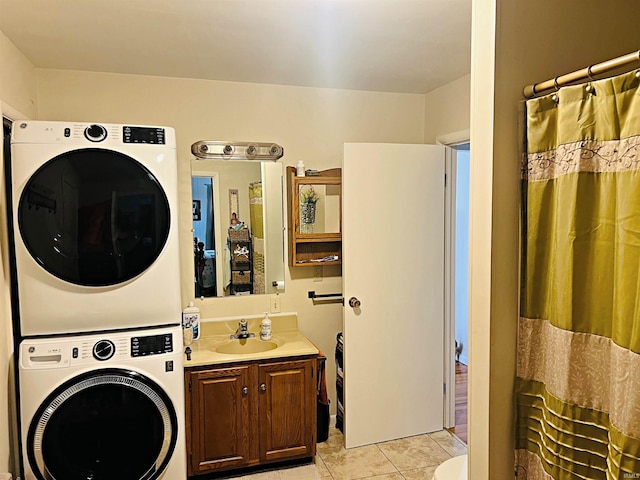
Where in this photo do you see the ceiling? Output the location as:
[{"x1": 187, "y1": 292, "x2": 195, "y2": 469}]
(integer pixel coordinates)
[{"x1": 0, "y1": 0, "x2": 471, "y2": 95}]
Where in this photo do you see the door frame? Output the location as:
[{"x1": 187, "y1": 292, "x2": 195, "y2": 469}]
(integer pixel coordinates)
[
  {"x1": 190, "y1": 170, "x2": 223, "y2": 296},
  {"x1": 437, "y1": 129, "x2": 470, "y2": 430}
]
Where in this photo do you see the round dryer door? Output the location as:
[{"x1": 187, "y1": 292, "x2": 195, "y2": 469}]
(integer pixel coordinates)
[
  {"x1": 18, "y1": 148, "x2": 170, "y2": 286},
  {"x1": 26, "y1": 368, "x2": 178, "y2": 480}
]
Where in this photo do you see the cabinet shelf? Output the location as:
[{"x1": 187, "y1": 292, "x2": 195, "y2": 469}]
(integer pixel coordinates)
[
  {"x1": 294, "y1": 236, "x2": 341, "y2": 243},
  {"x1": 287, "y1": 167, "x2": 342, "y2": 268}
]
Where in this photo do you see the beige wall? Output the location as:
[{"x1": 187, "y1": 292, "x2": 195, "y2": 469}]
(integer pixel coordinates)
[
  {"x1": 35, "y1": 68, "x2": 427, "y2": 425},
  {"x1": 469, "y1": 0, "x2": 640, "y2": 478},
  {"x1": 0, "y1": 30, "x2": 37, "y2": 477},
  {"x1": 0, "y1": 32, "x2": 37, "y2": 119},
  {"x1": 423, "y1": 74, "x2": 470, "y2": 144}
]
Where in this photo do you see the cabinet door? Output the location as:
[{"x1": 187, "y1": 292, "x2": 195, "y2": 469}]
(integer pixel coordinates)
[
  {"x1": 188, "y1": 365, "x2": 255, "y2": 474},
  {"x1": 258, "y1": 359, "x2": 316, "y2": 462}
]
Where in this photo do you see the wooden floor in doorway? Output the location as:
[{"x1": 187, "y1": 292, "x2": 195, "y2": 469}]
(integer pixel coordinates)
[{"x1": 447, "y1": 361, "x2": 468, "y2": 444}]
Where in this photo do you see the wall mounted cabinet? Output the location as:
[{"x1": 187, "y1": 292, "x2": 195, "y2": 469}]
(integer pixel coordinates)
[{"x1": 286, "y1": 167, "x2": 342, "y2": 267}]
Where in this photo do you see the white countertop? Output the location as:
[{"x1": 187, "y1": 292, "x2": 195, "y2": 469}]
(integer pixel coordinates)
[{"x1": 184, "y1": 314, "x2": 319, "y2": 367}]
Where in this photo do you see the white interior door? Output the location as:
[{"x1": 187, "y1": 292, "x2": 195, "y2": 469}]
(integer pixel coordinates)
[{"x1": 343, "y1": 143, "x2": 445, "y2": 448}]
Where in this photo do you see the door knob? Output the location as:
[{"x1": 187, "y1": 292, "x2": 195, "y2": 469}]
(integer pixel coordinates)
[
  {"x1": 260, "y1": 383, "x2": 266, "y2": 391},
  {"x1": 242, "y1": 386, "x2": 248, "y2": 396},
  {"x1": 348, "y1": 297, "x2": 361, "y2": 308}
]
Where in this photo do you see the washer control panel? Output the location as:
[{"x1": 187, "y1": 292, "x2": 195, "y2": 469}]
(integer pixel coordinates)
[
  {"x1": 20, "y1": 327, "x2": 178, "y2": 369},
  {"x1": 131, "y1": 333, "x2": 173, "y2": 357}
]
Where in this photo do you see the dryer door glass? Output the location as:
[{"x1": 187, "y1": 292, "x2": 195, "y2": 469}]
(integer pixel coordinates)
[
  {"x1": 18, "y1": 148, "x2": 170, "y2": 286},
  {"x1": 27, "y1": 369, "x2": 177, "y2": 480}
]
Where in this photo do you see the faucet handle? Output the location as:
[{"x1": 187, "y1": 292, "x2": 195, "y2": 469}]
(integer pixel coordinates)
[{"x1": 239, "y1": 318, "x2": 248, "y2": 328}]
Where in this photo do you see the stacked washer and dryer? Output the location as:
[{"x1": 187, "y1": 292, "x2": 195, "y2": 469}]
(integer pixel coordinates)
[{"x1": 8, "y1": 121, "x2": 187, "y2": 480}]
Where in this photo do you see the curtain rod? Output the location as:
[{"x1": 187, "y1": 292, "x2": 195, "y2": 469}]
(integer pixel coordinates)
[{"x1": 523, "y1": 49, "x2": 640, "y2": 99}]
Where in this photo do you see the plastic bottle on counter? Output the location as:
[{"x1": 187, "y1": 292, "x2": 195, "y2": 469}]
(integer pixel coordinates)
[
  {"x1": 182, "y1": 323, "x2": 193, "y2": 347},
  {"x1": 260, "y1": 313, "x2": 272, "y2": 341},
  {"x1": 182, "y1": 301, "x2": 201, "y2": 341},
  {"x1": 296, "y1": 160, "x2": 306, "y2": 177}
]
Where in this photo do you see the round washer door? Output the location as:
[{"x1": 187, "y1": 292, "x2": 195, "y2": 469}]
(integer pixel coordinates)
[
  {"x1": 18, "y1": 148, "x2": 170, "y2": 286},
  {"x1": 27, "y1": 368, "x2": 178, "y2": 480}
]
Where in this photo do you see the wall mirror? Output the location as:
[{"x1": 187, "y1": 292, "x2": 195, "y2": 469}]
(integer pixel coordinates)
[
  {"x1": 191, "y1": 159, "x2": 285, "y2": 298},
  {"x1": 297, "y1": 184, "x2": 341, "y2": 234}
]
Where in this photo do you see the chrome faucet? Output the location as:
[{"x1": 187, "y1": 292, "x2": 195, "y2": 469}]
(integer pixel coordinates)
[{"x1": 231, "y1": 319, "x2": 255, "y2": 339}]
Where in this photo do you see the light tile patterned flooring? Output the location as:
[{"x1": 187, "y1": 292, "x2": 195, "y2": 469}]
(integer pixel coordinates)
[{"x1": 213, "y1": 427, "x2": 468, "y2": 480}]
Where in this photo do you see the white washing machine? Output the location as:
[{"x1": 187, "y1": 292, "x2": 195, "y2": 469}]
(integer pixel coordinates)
[
  {"x1": 9, "y1": 121, "x2": 181, "y2": 336},
  {"x1": 19, "y1": 325, "x2": 187, "y2": 480}
]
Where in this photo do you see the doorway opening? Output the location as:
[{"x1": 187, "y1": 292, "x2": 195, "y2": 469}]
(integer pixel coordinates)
[
  {"x1": 445, "y1": 141, "x2": 470, "y2": 444},
  {"x1": 192, "y1": 175, "x2": 219, "y2": 297}
]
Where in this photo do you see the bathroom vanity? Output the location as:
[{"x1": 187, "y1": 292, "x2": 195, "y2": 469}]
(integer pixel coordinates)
[{"x1": 183, "y1": 316, "x2": 319, "y2": 476}]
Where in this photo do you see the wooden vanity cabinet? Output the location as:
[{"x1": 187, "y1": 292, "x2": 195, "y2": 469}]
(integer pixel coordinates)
[
  {"x1": 287, "y1": 167, "x2": 342, "y2": 267},
  {"x1": 186, "y1": 364, "x2": 255, "y2": 473},
  {"x1": 185, "y1": 356, "x2": 318, "y2": 477},
  {"x1": 258, "y1": 359, "x2": 316, "y2": 462}
]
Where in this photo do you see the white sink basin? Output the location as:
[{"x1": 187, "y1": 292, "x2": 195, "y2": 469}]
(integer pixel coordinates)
[{"x1": 215, "y1": 338, "x2": 279, "y2": 355}]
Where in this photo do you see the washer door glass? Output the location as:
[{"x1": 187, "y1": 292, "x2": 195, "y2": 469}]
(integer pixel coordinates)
[
  {"x1": 18, "y1": 148, "x2": 170, "y2": 286},
  {"x1": 27, "y1": 369, "x2": 177, "y2": 480}
]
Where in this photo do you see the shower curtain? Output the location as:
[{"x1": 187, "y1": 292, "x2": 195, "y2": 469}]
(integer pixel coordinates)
[
  {"x1": 249, "y1": 182, "x2": 265, "y2": 294},
  {"x1": 517, "y1": 69, "x2": 640, "y2": 479}
]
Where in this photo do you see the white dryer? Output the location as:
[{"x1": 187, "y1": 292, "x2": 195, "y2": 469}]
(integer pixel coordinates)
[
  {"x1": 9, "y1": 121, "x2": 181, "y2": 336},
  {"x1": 19, "y1": 325, "x2": 187, "y2": 480}
]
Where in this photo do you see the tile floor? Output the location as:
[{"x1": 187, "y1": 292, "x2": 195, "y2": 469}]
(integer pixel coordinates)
[{"x1": 211, "y1": 427, "x2": 468, "y2": 480}]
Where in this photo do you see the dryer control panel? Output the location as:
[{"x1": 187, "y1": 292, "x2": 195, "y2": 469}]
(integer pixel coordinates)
[
  {"x1": 123, "y1": 125, "x2": 166, "y2": 144},
  {"x1": 12, "y1": 120, "x2": 175, "y2": 147}
]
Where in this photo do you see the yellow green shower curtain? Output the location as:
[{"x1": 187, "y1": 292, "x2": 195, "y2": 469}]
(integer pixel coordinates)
[
  {"x1": 517, "y1": 69, "x2": 640, "y2": 479},
  {"x1": 249, "y1": 182, "x2": 265, "y2": 294}
]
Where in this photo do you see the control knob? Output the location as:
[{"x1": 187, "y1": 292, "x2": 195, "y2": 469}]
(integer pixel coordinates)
[
  {"x1": 84, "y1": 124, "x2": 107, "y2": 142},
  {"x1": 93, "y1": 339, "x2": 115, "y2": 361}
]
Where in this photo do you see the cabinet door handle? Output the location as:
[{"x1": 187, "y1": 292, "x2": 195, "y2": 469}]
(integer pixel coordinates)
[
  {"x1": 242, "y1": 386, "x2": 248, "y2": 396},
  {"x1": 348, "y1": 297, "x2": 361, "y2": 308},
  {"x1": 260, "y1": 383, "x2": 266, "y2": 392}
]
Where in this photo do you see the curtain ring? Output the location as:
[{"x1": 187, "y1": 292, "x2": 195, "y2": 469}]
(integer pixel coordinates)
[
  {"x1": 553, "y1": 76, "x2": 561, "y2": 92},
  {"x1": 587, "y1": 65, "x2": 595, "y2": 81}
]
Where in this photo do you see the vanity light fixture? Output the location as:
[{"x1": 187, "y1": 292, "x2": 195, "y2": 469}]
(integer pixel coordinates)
[{"x1": 191, "y1": 141, "x2": 284, "y2": 161}]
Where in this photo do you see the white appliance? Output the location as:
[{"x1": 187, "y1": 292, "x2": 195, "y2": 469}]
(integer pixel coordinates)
[
  {"x1": 9, "y1": 121, "x2": 181, "y2": 336},
  {"x1": 19, "y1": 325, "x2": 187, "y2": 480}
]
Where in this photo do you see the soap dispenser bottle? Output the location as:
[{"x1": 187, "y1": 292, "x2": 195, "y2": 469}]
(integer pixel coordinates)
[
  {"x1": 261, "y1": 313, "x2": 272, "y2": 341},
  {"x1": 183, "y1": 301, "x2": 201, "y2": 341}
]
